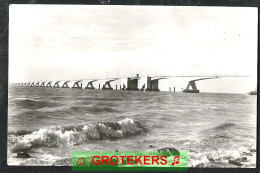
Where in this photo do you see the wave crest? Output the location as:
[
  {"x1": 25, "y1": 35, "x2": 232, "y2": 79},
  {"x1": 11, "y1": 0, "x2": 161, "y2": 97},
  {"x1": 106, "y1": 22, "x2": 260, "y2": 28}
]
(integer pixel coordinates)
[
  {"x1": 9, "y1": 118, "x2": 146, "y2": 152},
  {"x1": 214, "y1": 123, "x2": 237, "y2": 130}
]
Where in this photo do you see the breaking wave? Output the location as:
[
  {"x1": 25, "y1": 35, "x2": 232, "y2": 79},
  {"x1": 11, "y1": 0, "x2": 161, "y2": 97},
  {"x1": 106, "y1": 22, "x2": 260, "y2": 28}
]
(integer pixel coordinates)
[
  {"x1": 189, "y1": 144, "x2": 256, "y2": 168},
  {"x1": 8, "y1": 118, "x2": 147, "y2": 152}
]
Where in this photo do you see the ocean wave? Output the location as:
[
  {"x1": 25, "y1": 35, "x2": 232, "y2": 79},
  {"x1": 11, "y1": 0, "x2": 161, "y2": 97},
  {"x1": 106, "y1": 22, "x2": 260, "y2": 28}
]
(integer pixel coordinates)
[
  {"x1": 35, "y1": 105, "x2": 120, "y2": 114},
  {"x1": 214, "y1": 123, "x2": 237, "y2": 130},
  {"x1": 11, "y1": 98, "x2": 40, "y2": 102},
  {"x1": 8, "y1": 118, "x2": 147, "y2": 152},
  {"x1": 189, "y1": 152, "x2": 210, "y2": 167},
  {"x1": 11, "y1": 98, "x2": 60, "y2": 110},
  {"x1": 86, "y1": 107, "x2": 119, "y2": 113},
  {"x1": 189, "y1": 144, "x2": 256, "y2": 167}
]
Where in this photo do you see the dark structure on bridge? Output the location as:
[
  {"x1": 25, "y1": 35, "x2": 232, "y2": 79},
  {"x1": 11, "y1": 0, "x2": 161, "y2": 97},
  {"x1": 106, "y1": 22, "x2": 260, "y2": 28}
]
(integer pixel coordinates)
[
  {"x1": 122, "y1": 75, "x2": 139, "y2": 91},
  {"x1": 139, "y1": 76, "x2": 165, "y2": 91}
]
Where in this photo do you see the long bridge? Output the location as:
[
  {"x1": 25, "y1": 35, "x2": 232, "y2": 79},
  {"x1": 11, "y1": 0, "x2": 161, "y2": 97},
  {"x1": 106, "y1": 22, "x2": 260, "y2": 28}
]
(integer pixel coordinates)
[{"x1": 9, "y1": 74, "x2": 249, "y2": 93}]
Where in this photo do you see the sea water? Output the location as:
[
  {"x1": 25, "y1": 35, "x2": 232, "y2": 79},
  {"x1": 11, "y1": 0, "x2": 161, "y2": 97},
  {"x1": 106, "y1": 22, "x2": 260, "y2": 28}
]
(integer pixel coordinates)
[{"x1": 7, "y1": 87, "x2": 256, "y2": 167}]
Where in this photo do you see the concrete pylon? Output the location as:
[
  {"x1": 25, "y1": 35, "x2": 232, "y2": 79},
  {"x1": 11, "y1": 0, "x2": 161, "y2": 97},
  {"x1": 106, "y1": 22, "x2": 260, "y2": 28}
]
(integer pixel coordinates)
[
  {"x1": 122, "y1": 76, "x2": 139, "y2": 91},
  {"x1": 183, "y1": 81, "x2": 199, "y2": 93},
  {"x1": 40, "y1": 82, "x2": 45, "y2": 87},
  {"x1": 139, "y1": 76, "x2": 161, "y2": 91},
  {"x1": 186, "y1": 81, "x2": 198, "y2": 90},
  {"x1": 53, "y1": 81, "x2": 61, "y2": 88},
  {"x1": 182, "y1": 77, "x2": 215, "y2": 93},
  {"x1": 61, "y1": 81, "x2": 70, "y2": 88},
  {"x1": 85, "y1": 80, "x2": 97, "y2": 89},
  {"x1": 46, "y1": 82, "x2": 52, "y2": 88},
  {"x1": 72, "y1": 81, "x2": 82, "y2": 89},
  {"x1": 102, "y1": 82, "x2": 113, "y2": 90},
  {"x1": 101, "y1": 79, "x2": 118, "y2": 90},
  {"x1": 35, "y1": 82, "x2": 40, "y2": 87},
  {"x1": 30, "y1": 82, "x2": 35, "y2": 87}
]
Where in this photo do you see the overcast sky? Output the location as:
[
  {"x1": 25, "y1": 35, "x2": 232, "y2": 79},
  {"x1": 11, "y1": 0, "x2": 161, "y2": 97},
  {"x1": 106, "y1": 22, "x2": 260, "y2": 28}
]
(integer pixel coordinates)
[{"x1": 9, "y1": 5, "x2": 257, "y2": 93}]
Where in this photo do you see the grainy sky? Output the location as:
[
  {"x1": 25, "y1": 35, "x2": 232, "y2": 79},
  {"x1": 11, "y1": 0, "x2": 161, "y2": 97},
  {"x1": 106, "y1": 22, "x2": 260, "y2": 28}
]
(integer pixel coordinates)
[{"x1": 9, "y1": 5, "x2": 257, "y2": 93}]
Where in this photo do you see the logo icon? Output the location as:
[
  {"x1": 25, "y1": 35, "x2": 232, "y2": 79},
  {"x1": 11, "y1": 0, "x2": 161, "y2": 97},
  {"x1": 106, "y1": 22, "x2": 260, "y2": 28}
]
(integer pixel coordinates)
[{"x1": 78, "y1": 157, "x2": 86, "y2": 166}]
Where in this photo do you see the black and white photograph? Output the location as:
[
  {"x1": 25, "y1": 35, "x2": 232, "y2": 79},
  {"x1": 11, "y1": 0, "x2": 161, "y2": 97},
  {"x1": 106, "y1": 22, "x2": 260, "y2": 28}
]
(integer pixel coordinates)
[{"x1": 7, "y1": 5, "x2": 257, "y2": 167}]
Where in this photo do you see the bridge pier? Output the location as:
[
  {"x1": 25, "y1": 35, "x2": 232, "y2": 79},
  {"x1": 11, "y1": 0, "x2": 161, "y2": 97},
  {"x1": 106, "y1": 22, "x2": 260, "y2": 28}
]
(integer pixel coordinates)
[
  {"x1": 149, "y1": 79, "x2": 159, "y2": 91},
  {"x1": 102, "y1": 83, "x2": 113, "y2": 90},
  {"x1": 139, "y1": 76, "x2": 161, "y2": 91},
  {"x1": 46, "y1": 82, "x2": 52, "y2": 88},
  {"x1": 182, "y1": 77, "x2": 216, "y2": 93},
  {"x1": 30, "y1": 82, "x2": 35, "y2": 87},
  {"x1": 102, "y1": 81, "x2": 113, "y2": 90},
  {"x1": 101, "y1": 79, "x2": 118, "y2": 90},
  {"x1": 122, "y1": 77, "x2": 139, "y2": 91},
  {"x1": 85, "y1": 80, "x2": 96, "y2": 89},
  {"x1": 53, "y1": 81, "x2": 61, "y2": 88},
  {"x1": 61, "y1": 81, "x2": 70, "y2": 88},
  {"x1": 183, "y1": 81, "x2": 199, "y2": 93},
  {"x1": 72, "y1": 81, "x2": 82, "y2": 89},
  {"x1": 40, "y1": 82, "x2": 45, "y2": 87},
  {"x1": 35, "y1": 82, "x2": 40, "y2": 87}
]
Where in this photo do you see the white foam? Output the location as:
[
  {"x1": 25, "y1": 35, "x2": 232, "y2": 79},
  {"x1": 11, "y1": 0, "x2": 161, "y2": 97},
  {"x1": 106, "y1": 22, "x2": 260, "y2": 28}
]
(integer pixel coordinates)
[
  {"x1": 10, "y1": 118, "x2": 144, "y2": 152},
  {"x1": 189, "y1": 152, "x2": 209, "y2": 167},
  {"x1": 12, "y1": 97, "x2": 39, "y2": 102}
]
